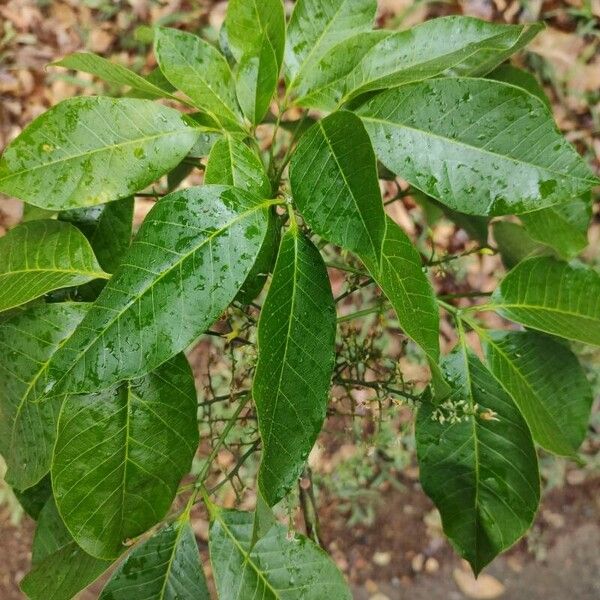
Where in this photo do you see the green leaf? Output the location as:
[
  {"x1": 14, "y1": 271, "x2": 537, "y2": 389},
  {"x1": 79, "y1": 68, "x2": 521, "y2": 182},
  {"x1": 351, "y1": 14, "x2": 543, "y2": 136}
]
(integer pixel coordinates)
[
  {"x1": 0, "y1": 303, "x2": 88, "y2": 490},
  {"x1": 13, "y1": 475, "x2": 52, "y2": 520},
  {"x1": 52, "y1": 52, "x2": 178, "y2": 100},
  {"x1": 489, "y1": 64, "x2": 551, "y2": 108},
  {"x1": 209, "y1": 508, "x2": 352, "y2": 599},
  {"x1": 492, "y1": 221, "x2": 550, "y2": 269},
  {"x1": 42, "y1": 186, "x2": 270, "y2": 395},
  {"x1": 0, "y1": 97, "x2": 199, "y2": 210},
  {"x1": 22, "y1": 205, "x2": 56, "y2": 222},
  {"x1": 52, "y1": 353, "x2": 199, "y2": 558},
  {"x1": 60, "y1": 196, "x2": 134, "y2": 274},
  {"x1": 226, "y1": 0, "x2": 285, "y2": 124},
  {"x1": 416, "y1": 345, "x2": 539, "y2": 574},
  {"x1": 236, "y1": 211, "x2": 281, "y2": 305},
  {"x1": 293, "y1": 31, "x2": 389, "y2": 110},
  {"x1": 204, "y1": 136, "x2": 271, "y2": 197},
  {"x1": 253, "y1": 226, "x2": 336, "y2": 506},
  {"x1": 235, "y1": 42, "x2": 279, "y2": 125},
  {"x1": 226, "y1": 0, "x2": 285, "y2": 66},
  {"x1": 285, "y1": 0, "x2": 377, "y2": 92},
  {"x1": 520, "y1": 194, "x2": 591, "y2": 259},
  {"x1": 290, "y1": 110, "x2": 386, "y2": 265},
  {"x1": 154, "y1": 27, "x2": 243, "y2": 130},
  {"x1": 22, "y1": 499, "x2": 110, "y2": 600},
  {"x1": 490, "y1": 256, "x2": 600, "y2": 346},
  {"x1": 297, "y1": 17, "x2": 541, "y2": 110},
  {"x1": 364, "y1": 216, "x2": 440, "y2": 365},
  {"x1": 0, "y1": 220, "x2": 108, "y2": 312},
  {"x1": 99, "y1": 516, "x2": 209, "y2": 599},
  {"x1": 357, "y1": 78, "x2": 598, "y2": 215},
  {"x1": 482, "y1": 330, "x2": 593, "y2": 456}
]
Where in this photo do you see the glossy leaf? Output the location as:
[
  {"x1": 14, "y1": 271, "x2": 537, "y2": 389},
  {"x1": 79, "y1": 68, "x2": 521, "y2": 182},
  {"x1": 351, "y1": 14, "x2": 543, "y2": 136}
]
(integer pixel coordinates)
[
  {"x1": 0, "y1": 97, "x2": 199, "y2": 210},
  {"x1": 492, "y1": 221, "x2": 550, "y2": 269},
  {"x1": 0, "y1": 220, "x2": 108, "y2": 312},
  {"x1": 0, "y1": 303, "x2": 88, "y2": 489},
  {"x1": 204, "y1": 136, "x2": 271, "y2": 197},
  {"x1": 358, "y1": 78, "x2": 598, "y2": 215},
  {"x1": 285, "y1": 0, "x2": 376, "y2": 92},
  {"x1": 21, "y1": 499, "x2": 110, "y2": 600},
  {"x1": 60, "y1": 197, "x2": 134, "y2": 273},
  {"x1": 226, "y1": 0, "x2": 285, "y2": 124},
  {"x1": 99, "y1": 516, "x2": 209, "y2": 600},
  {"x1": 42, "y1": 186, "x2": 270, "y2": 395},
  {"x1": 490, "y1": 256, "x2": 600, "y2": 346},
  {"x1": 364, "y1": 216, "x2": 440, "y2": 365},
  {"x1": 209, "y1": 507, "x2": 352, "y2": 599},
  {"x1": 226, "y1": 0, "x2": 285, "y2": 66},
  {"x1": 293, "y1": 31, "x2": 389, "y2": 109},
  {"x1": 482, "y1": 330, "x2": 593, "y2": 456},
  {"x1": 52, "y1": 354, "x2": 199, "y2": 558},
  {"x1": 254, "y1": 226, "x2": 336, "y2": 506},
  {"x1": 489, "y1": 64, "x2": 551, "y2": 108},
  {"x1": 235, "y1": 43, "x2": 279, "y2": 125},
  {"x1": 297, "y1": 17, "x2": 541, "y2": 110},
  {"x1": 417, "y1": 346, "x2": 539, "y2": 574},
  {"x1": 52, "y1": 52, "x2": 177, "y2": 100},
  {"x1": 290, "y1": 110, "x2": 386, "y2": 265},
  {"x1": 154, "y1": 27, "x2": 243, "y2": 130},
  {"x1": 520, "y1": 195, "x2": 591, "y2": 259}
]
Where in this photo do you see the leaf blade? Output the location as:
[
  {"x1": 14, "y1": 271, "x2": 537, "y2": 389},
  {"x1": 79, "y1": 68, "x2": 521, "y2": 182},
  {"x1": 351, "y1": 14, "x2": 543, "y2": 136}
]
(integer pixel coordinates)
[
  {"x1": 0, "y1": 220, "x2": 107, "y2": 312},
  {"x1": 285, "y1": 0, "x2": 377, "y2": 92},
  {"x1": 99, "y1": 517, "x2": 209, "y2": 599},
  {"x1": 358, "y1": 78, "x2": 598, "y2": 215},
  {"x1": 490, "y1": 256, "x2": 600, "y2": 345},
  {"x1": 290, "y1": 110, "x2": 386, "y2": 265},
  {"x1": 52, "y1": 354, "x2": 199, "y2": 558},
  {"x1": 209, "y1": 508, "x2": 352, "y2": 599},
  {"x1": 43, "y1": 186, "x2": 269, "y2": 394},
  {"x1": 0, "y1": 303, "x2": 89, "y2": 489},
  {"x1": 154, "y1": 27, "x2": 243, "y2": 130},
  {"x1": 417, "y1": 346, "x2": 539, "y2": 574},
  {"x1": 482, "y1": 330, "x2": 593, "y2": 456},
  {"x1": 253, "y1": 227, "x2": 336, "y2": 506},
  {"x1": 0, "y1": 97, "x2": 199, "y2": 210}
]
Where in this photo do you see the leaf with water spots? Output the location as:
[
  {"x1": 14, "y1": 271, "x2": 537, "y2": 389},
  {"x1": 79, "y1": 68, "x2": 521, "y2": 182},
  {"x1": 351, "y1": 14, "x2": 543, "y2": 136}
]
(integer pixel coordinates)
[
  {"x1": 296, "y1": 17, "x2": 541, "y2": 110},
  {"x1": 481, "y1": 330, "x2": 593, "y2": 456},
  {"x1": 154, "y1": 27, "x2": 244, "y2": 130},
  {"x1": 253, "y1": 226, "x2": 336, "y2": 506},
  {"x1": 285, "y1": 0, "x2": 376, "y2": 92},
  {"x1": 209, "y1": 507, "x2": 352, "y2": 599},
  {"x1": 290, "y1": 110, "x2": 386, "y2": 265},
  {"x1": 226, "y1": 0, "x2": 285, "y2": 124},
  {"x1": 417, "y1": 345, "x2": 539, "y2": 575},
  {"x1": 0, "y1": 220, "x2": 108, "y2": 313},
  {"x1": 60, "y1": 196, "x2": 134, "y2": 274},
  {"x1": 52, "y1": 353, "x2": 199, "y2": 558},
  {"x1": 52, "y1": 52, "x2": 179, "y2": 101},
  {"x1": 490, "y1": 256, "x2": 600, "y2": 345},
  {"x1": 0, "y1": 303, "x2": 89, "y2": 490},
  {"x1": 99, "y1": 516, "x2": 209, "y2": 600},
  {"x1": 41, "y1": 185, "x2": 270, "y2": 395},
  {"x1": 21, "y1": 498, "x2": 111, "y2": 600},
  {"x1": 357, "y1": 78, "x2": 598, "y2": 215},
  {"x1": 0, "y1": 97, "x2": 199, "y2": 210}
]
